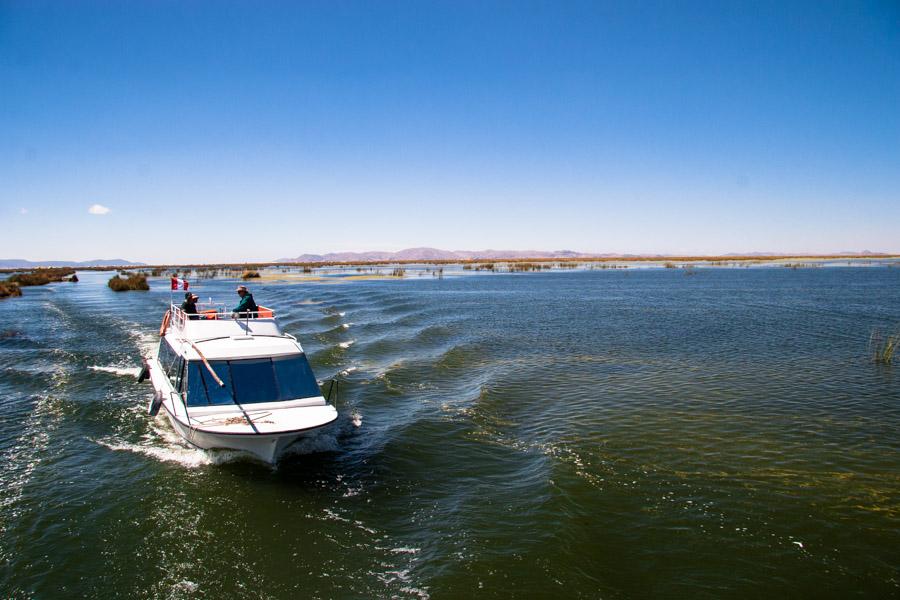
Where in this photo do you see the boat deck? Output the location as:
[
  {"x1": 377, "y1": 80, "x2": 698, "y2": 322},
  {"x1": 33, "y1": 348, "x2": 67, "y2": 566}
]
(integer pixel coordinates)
[
  {"x1": 168, "y1": 303, "x2": 285, "y2": 341},
  {"x1": 185, "y1": 400, "x2": 335, "y2": 435}
]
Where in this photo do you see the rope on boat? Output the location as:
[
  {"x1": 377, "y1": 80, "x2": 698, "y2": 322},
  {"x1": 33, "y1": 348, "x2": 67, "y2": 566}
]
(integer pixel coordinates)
[
  {"x1": 186, "y1": 339, "x2": 225, "y2": 387},
  {"x1": 183, "y1": 338, "x2": 260, "y2": 434}
]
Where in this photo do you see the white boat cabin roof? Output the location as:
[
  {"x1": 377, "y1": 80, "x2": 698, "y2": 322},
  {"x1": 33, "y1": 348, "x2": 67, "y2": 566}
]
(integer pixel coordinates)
[{"x1": 163, "y1": 303, "x2": 304, "y2": 361}]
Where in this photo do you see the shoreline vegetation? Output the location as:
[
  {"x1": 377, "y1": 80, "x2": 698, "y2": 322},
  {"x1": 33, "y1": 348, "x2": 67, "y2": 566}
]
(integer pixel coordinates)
[
  {"x1": 1, "y1": 255, "x2": 898, "y2": 300},
  {"x1": 1, "y1": 254, "x2": 898, "y2": 275},
  {"x1": 7, "y1": 267, "x2": 76, "y2": 285},
  {"x1": 0, "y1": 267, "x2": 76, "y2": 298}
]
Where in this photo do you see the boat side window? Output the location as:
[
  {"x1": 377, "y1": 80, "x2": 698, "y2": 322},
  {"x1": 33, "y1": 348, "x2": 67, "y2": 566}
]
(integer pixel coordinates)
[
  {"x1": 273, "y1": 354, "x2": 322, "y2": 400},
  {"x1": 185, "y1": 362, "x2": 207, "y2": 406},
  {"x1": 173, "y1": 357, "x2": 186, "y2": 391},
  {"x1": 158, "y1": 341, "x2": 178, "y2": 376},
  {"x1": 230, "y1": 358, "x2": 279, "y2": 404}
]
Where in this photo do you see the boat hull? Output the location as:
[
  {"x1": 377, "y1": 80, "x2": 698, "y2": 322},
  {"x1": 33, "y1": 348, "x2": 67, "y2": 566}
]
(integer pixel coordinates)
[{"x1": 163, "y1": 407, "x2": 335, "y2": 463}]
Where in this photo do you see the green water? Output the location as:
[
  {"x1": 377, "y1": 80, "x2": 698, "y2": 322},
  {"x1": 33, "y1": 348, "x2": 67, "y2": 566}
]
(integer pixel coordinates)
[{"x1": 1, "y1": 267, "x2": 898, "y2": 598}]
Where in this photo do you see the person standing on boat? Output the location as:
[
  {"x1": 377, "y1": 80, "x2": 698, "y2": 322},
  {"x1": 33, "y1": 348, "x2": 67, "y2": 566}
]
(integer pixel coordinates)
[
  {"x1": 232, "y1": 285, "x2": 258, "y2": 318},
  {"x1": 181, "y1": 292, "x2": 201, "y2": 319}
]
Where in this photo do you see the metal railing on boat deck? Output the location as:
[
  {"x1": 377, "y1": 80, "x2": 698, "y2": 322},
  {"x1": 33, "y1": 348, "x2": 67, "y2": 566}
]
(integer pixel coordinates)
[{"x1": 169, "y1": 302, "x2": 276, "y2": 330}]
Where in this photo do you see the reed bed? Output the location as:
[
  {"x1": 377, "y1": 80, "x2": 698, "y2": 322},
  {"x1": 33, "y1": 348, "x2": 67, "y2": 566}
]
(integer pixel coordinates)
[
  {"x1": 108, "y1": 274, "x2": 149, "y2": 291},
  {"x1": 242, "y1": 270, "x2": 261, "y2": 279},
  {"x1": 0, "y1": 281, "x2": 22, "y2": 298},
  {"x1": 8, "y1": 267, "x2": 76, "y2": 286},
  {"x1": 508, "y1": 262, "x2": 551, "y2": 272},
  {"x1": 870, "y1": 329, "x2": 899, "y2": 364}
]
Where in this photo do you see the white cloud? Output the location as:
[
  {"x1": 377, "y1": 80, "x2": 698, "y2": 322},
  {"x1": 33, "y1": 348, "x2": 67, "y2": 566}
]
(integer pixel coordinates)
[
  {"x1": 88, "y1": 204, "x2": 111, "y2": 215},
  {"x1": 20, "y1": 208, "x2": 27, "y2": 215}
]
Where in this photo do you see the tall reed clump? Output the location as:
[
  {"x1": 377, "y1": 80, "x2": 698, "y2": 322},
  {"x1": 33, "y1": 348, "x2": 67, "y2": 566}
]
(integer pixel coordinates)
[
  {"x1": 0, "y1": 281, "x2": 22, "y2": 298},
  {"x1": 870, "y1": 329, "x2": 899, "y2": 364},
  {"x1": 108, "y1": 274, "x2": 149, "y2": 291},
  {"x1": 391, "y1": 267, "x2": 406, "y2": 277},
  {"x1": 509, "y1": 262, "x2": 546, "y2": 272}
]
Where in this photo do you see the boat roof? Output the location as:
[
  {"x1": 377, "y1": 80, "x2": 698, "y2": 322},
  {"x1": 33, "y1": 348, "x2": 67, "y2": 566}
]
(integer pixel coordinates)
[{"x1": 163, "y1": 304, "x2": 305, "y2": 361}]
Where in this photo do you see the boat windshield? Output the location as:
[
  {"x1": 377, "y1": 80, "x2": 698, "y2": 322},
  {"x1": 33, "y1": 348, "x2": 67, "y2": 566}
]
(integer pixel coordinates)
[{"x1": 185, "y1": 354, "x2": 322, "y2": 406}]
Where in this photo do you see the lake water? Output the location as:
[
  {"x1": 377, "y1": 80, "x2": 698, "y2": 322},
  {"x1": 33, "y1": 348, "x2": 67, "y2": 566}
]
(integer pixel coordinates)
[{"x1": 2, "y1": 267, "x2": 898, "y2": 598}]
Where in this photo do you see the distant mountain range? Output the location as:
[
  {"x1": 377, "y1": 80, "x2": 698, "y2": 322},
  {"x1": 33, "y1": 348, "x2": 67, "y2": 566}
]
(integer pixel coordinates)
[
  {"x1": 1, "y1": 249, "x2": 891, "y2": 269},
  {"x1": 0, "y1": 259, "x2": 146, "y2": 269},
  {"x1": 275, "y1": 247, "x2": 622, "y2": 263},
  {"x1": 276, "y1": 247, "x2": 890, "y2": 263}
]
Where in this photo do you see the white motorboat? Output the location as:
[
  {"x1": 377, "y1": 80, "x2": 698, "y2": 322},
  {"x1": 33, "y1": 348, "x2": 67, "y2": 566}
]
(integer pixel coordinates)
[{"x1": 140, "y1": 301, "x2": 338, "y2": 463}]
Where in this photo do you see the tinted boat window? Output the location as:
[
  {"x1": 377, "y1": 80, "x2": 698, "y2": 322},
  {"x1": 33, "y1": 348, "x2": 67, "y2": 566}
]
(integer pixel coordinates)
[
  {"x1": 273, "y1": 355, "x2": 321, "y2": 400},
  {"x1": 231, "y1": 358, "x2": 278, "y2": 404},
  {"x1": 184, "y1": 355, "x2": 321, "y2": 407},
  {"x1": 186, "y1": 362, "x2": 207, "y2": 406},
  {"x1": 173, "y1": 357, "x2": 185, "y2": 390},
  {"x1": 185, "y1": 361, "x2": 235, "y2": 406},
  {"x1": 205, "y1": 362, "x2": 234, "y2": 405}
]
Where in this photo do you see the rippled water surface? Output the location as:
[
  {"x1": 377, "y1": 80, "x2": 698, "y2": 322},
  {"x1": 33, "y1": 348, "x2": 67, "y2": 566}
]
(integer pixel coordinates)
[{"x1": 2, "y1": 268, "x2": 899, "y2": 598}]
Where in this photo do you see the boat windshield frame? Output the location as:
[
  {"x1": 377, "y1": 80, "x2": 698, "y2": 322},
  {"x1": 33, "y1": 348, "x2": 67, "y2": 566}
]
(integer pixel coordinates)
[{"x1": 184, "y1": 354, "x2": 322, "y2": 407}]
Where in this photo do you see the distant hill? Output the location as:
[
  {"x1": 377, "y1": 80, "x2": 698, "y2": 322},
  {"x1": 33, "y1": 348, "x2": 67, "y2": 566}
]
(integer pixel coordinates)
[
  {"x1": 275, "y1": 247, "x2": 611, "y2": 263},
  {"x1": 0, "y1": 259, "x2": 145, "y2": 269},
  {"x1": 276, "y1": 247, "x2": 898, "y2": 264}
]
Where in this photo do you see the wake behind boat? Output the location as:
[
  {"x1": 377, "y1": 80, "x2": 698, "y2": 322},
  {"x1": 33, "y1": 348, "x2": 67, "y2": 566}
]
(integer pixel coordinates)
[{"x1": 140, "y1": 299, "x2": 338, "y2": 463}]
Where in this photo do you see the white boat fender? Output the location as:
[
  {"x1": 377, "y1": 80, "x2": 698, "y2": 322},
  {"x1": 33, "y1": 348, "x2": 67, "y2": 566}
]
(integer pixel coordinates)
[{"x1": 148, "y1": 390, "x2": 164, "y2": 416}]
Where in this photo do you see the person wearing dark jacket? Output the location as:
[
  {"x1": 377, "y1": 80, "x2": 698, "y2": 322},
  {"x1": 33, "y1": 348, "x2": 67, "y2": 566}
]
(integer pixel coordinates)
[
  {"x1": 181, "y1": 292, "x2": 200, "y2": 319},
  {"x1": 232, "y1": 285, "x2": 258, "y2": 318}
]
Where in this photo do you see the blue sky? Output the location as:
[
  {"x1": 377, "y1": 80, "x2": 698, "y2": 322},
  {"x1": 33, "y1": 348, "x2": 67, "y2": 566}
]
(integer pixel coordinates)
[{"x1": 2, "y1": 1, "x2": 898, "y2": 262}]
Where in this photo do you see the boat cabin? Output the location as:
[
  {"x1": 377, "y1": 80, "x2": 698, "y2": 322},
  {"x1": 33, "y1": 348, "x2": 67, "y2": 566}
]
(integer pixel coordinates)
[{"x1": 158, "y1": 303, "x2": 325, "y2": 410}]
